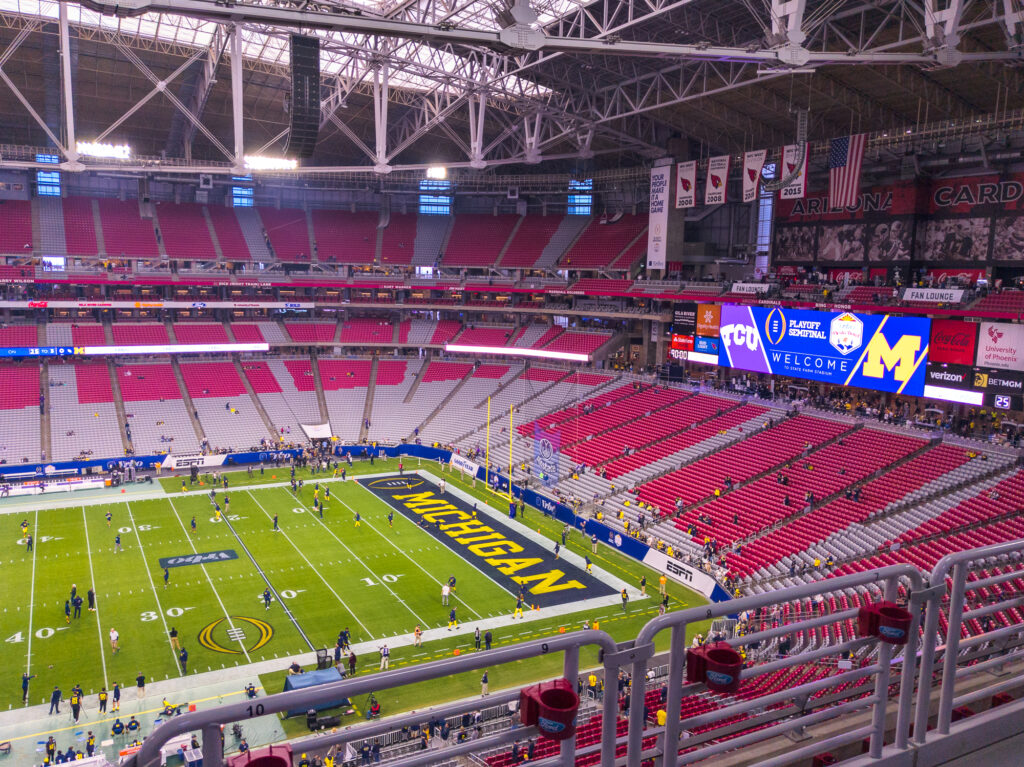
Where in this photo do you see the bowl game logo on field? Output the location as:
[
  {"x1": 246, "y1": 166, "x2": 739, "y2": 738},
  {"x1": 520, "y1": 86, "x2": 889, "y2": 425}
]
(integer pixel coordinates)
[{"x1": 198, "y1": 616, "x2": 274, "y2": 655}]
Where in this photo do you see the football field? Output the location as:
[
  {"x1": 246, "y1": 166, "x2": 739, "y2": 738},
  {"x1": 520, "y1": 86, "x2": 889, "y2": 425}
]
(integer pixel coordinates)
[{"x1": 0, "y1": 464, "x2": 692, "y2": 713}]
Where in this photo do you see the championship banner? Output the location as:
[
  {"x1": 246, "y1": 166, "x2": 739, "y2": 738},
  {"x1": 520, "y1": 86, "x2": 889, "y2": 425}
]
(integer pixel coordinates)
[
  {"x1": 675, "y1": 161, "x2": 696, "y2": 209},
  {"x1": 742, "y1": 149, "x2": 767, "y2": 203},
  {"x1": 779, "y1": 144, "x2": 809, "y2": 200},
  {"x1": 533, "y1": 424, "x2": 560, "y2": 487},
  {"x1": 704, "y1": 155, "x2": 730, "y2": 205},
  {"x1": 647, "y1": 165, "x2": 671, "y2": 269}
]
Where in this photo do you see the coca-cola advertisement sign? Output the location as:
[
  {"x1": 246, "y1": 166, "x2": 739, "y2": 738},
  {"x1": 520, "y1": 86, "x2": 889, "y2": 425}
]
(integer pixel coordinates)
[{"x1": 929, "y1": 319, "x2": 977, "y2": 366}]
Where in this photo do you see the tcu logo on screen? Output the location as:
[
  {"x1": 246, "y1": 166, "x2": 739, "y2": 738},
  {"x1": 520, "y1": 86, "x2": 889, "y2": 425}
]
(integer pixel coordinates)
[{"x1": 720, "y1": 322, "x2": 760, "y2": 352}]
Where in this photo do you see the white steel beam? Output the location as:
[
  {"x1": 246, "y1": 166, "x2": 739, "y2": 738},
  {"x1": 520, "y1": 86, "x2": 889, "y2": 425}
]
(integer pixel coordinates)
[
  {"x1": 230, "y1": 23, "x2": 244, "y2": 167},
  {"x1": 58, "y1": 3, "x2": 77, "y2": 164}
]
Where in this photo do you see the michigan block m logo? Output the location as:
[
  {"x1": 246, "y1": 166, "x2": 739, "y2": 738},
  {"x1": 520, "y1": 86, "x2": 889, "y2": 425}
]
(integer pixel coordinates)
[{"x1": 861, "y1": 333, "x2": 922, "y2": 384}]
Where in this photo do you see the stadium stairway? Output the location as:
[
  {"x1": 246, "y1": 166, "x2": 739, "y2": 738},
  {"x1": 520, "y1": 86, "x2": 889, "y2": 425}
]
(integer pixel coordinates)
[
  {"x1": 232, "y1": 356, "x2": 281, "y2": 439},
  {"x1": 492, "y1": 214, "x2": 525, "y2": 268},
  {"x1": 90, "y1": 199, "x2": 107, "y2": 255},
  {"x1": 413, "y1": 364, "x2": 474, "y2": 439},
  {"x1": 105, "y1": 358, "x2": 132, "y2": 455},
  {"x1": 309, "y1": 352, "x2": 332, "y2": 425},
  {"x1": 39, "y1": 359, "x2": 51, "y2": 460},
  {"x1": 359, "y1": 357, "x2": 379, "y2": 441},
  {"x1": 170, "y1": 356, "x2": 209, "y2": 445},
  {"x1": 402, "y1": 356, "x2": 431, "y2": 404},
  {"x1": 201, "y1": 206, "x2": 226, "y2": 259}
]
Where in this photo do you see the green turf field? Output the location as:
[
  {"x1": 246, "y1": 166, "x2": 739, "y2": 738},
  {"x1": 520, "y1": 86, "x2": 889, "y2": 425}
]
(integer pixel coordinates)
[{"x1": 0, "y1": 457, "x2": 709, "y2": 725}]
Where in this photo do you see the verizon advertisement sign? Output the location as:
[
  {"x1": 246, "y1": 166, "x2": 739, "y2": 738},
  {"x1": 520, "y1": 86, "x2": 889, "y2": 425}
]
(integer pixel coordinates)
[
  {"x1": 929, "y1": 319, "x2": 978, "y2": 366},
  {"x1": 977, "y1": 323, "x2": 1024, "y2": 372}
]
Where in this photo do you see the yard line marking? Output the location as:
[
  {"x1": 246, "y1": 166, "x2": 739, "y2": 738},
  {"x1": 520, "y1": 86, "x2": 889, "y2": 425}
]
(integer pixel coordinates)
[
  {"x1": 123, "y1": 502, "x2": 182, "y2": 675},
  {"x1": 244, "y1": 491, "x2": 370, "y2": 640},
  {"x1": 80, "y1": 507, "x2": 109, "y2": 690},
  {"x1": 295, "y1": 496, "x2": 432, "y2": 628},
  {"x1": 166, "y1": 499, "x2": 252, "y2": 663},
  {"x1": 24, "y1": 508, "x2": 39, "y2": 684},
  {"x1": 215, "y1": 503, "x2": 317, "y2": 653},
  {"x1": 328, "y1": 494, "x2": 486, "y2": 621}
]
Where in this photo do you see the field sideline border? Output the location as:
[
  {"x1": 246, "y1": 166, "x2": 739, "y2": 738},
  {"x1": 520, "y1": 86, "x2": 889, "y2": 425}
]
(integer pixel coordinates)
[{"x1": 0, "y1": 468, "x2": 686, "y2": 727}]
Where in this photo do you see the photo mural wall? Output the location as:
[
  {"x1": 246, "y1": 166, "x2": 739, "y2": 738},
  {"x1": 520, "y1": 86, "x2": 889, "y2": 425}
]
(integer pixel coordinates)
[{"x1": 772, "y1": 173, "x2": 1024, "y2": 269}]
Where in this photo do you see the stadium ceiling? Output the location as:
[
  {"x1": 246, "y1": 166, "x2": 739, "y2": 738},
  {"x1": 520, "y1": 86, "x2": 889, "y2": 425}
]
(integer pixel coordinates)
[{"x1": 0, "y1": 0, "x2": 1022, "y2": 178}]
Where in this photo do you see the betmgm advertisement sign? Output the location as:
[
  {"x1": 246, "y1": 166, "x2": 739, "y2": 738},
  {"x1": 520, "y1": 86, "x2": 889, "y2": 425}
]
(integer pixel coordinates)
[{"x1": 718, "y1": 306, "x2": 930, "y2": 396}]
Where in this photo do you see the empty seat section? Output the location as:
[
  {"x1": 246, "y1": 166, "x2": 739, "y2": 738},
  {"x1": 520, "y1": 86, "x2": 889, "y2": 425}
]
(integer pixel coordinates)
[
  {"x1": 62, "y1": 198, "x2": 99, "y2": 256},
  {"x1": 181, "y1": 362, "x2": 271, "y2": 450},
  {"x1": 442, "y1": 215, "x2": 519, "y2": 266},
  {"x1": 312, "y1": 210, "x2": 377, "y2": 264},
  {"x1": 155, "y1": 203, "x2": 215, "y2": 259},
  {"x1": 560, "y1": 214, "x2": 647, "y2": 268},
  {"x1": 544, "y1": 331, "x2": 611, "y2": 356},
  {"x1": 206, "y1": 206, "x2": 253, "y2": 260},
  {"x1": 174, "y1": 323, "x2": 230, "y2": 344},
  {"x1": 420, "y1": 364, "x2": 518, "y2": 445},
  {"x1": 242, "y1": 361, "x2": 308, "y2": 444},
  {"x1": 258, "y1": 208, "x2": 310, "y2": 261},
  {"x1": 50, "y1": 363, "x2": 122, "y2": 461},
  {"x1": 430, "y1": 320, "x2": 463, "y2": 345},
  {"x1": 0, "y1": 325, "x2": 38, "y2": 346},
  {"x1": 71, "y1": 324, "x2": 107, "y2": 346},
  {"x1": 339, "y1": 318, "x2": 393, "y2": 344},
  {"x1": 285, "y1": 323, "x2": 337, "y2": 343},
  {"x1": 320, "y1": 360, "x2": 372, "y2": 442},
  {"x1": 636, "y1": 415, "x2": 849, "y2": 515},
  {"x1": 0, "y1": 365, "x2": 41, "y2": 461},
  {"x1": 112, "y1": 323, "x2": 170, "y2": 346},
  {"x1": 500, "y1": 216, "x2": 563, "y2": 267},
  {"x1": 114, "y1": 363, "x2": 200, "y2": 455},
  {"x1": 97, "y1": 198, "x2": 159, "y2": 257},
  {"x1": 381, "y1": 214, "x2": 416, "y2": 265},
  {"x1": 454, "y1": 326, "x2": 516, "y2": 347},
  {"x1": 0, "y1": 200, "x2": 32, "y2": 253},
  {"x1": 231, "y1": 324, "x2": 266, "y2": 344}
]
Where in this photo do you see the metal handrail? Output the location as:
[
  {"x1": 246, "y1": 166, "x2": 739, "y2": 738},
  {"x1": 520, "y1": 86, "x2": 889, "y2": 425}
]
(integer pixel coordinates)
[
  {"x1": 127, "y1": 630, "x2": 619, "y2": 767},
  {"x1": 914, "y1": 539, "x2": 1024, "y2": 743},
  {"x1": 623, "y1": 563, "x2": 927, "y2": 767}
]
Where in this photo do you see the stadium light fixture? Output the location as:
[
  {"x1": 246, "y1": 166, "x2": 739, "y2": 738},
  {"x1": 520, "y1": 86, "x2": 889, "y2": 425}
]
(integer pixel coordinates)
[
  {"x1": 244, "y1": 155, "x2": 299, "y2": 171},
  {"x1": 76, "y1": 141, "x2": 131, "y2": 160},
  {"x1": 426, "y1": 165, "x2": 448, "y2": 180}
]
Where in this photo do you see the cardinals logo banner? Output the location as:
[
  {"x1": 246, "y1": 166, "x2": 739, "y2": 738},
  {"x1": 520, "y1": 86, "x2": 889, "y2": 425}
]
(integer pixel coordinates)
[
  {"x1": 675, "y1": 161, "x2": 697, "y2": 209},
  {"x1": 779, "y1": 144, "x2": 809, "y2": 200},
  {"x1": 704, "y1": 155, "x2": 730, "y2": 205},
  {"x1": 742, "y1": 149, "x2": 767, "y2": 203}
]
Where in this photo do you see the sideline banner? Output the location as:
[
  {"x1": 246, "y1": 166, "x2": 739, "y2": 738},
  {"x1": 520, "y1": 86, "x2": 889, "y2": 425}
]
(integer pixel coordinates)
[
  {"x1": 160, "y1": 453, "x2": 227, "y2": 470},
  {"x1": 642, "y1": 548, "x2": 722, "y2": 600},
  {"x1": 449, "y1": 453, "x2": 480, "y2": 476}
]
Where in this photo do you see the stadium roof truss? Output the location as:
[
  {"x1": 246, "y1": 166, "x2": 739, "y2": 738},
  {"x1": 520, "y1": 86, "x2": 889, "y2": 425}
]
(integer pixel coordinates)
[{"x1": 0, "y1": 0, "x2": 1022, "y2": 176}]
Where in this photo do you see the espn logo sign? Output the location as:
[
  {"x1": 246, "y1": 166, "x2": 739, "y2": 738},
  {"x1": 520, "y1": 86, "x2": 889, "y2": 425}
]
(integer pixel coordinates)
[{"x1": 666, "y1": 560, "x2": 694, "y2": 583}]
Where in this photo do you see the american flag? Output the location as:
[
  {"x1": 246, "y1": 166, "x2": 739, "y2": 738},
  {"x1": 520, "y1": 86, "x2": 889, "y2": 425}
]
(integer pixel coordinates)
[{"x1": 828, "y1": 134, "x2": 866, "y2": 209}]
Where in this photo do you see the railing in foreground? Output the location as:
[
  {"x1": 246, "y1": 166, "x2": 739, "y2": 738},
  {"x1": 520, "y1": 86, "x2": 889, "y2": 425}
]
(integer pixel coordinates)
[{"x1": 126, "y1": 541, "x2": 1024, "y2": 767}]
